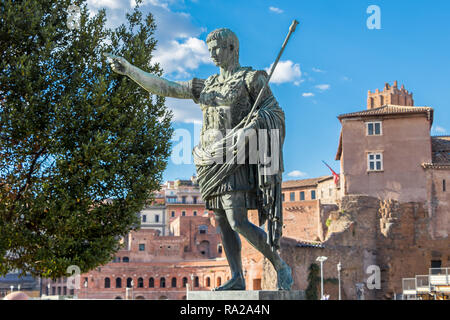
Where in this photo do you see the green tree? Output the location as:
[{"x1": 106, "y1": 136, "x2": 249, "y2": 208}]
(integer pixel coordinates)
[
  {"x1": 0, "y1": 0, "x2": 172, "y2": 278},
  {"x1": 306, "y1": 263, "x2": 320, "y2": 300}
]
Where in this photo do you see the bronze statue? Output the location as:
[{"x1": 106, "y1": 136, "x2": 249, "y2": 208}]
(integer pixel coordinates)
[{"x1": 105, "y1": 23, "x2": 297, "y2": 290}]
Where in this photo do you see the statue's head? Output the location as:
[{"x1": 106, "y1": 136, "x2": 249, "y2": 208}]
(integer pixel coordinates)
[{"x1": 206, "y1": 28, "x2": 239, "y2": 68}]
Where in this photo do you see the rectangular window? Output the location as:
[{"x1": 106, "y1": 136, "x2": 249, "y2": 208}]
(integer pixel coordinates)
[
  {"x1": 193, "y1": 211, "x2": 197, "y2": 216},
  {"x1": 366, "y1": 121, "x2": 382, "y2": 136},
  {"x1": 182, "y1": 211, "x2": 186, "y2": 216},
  {"x1": 443, "y1": 180, "x2": 446, "y2": 192},
  {"x1": 155, "y1": 214, "x2": 159, "y2": 223},
  {"x1": 311, "y1": 190, "x2": 316, "y2": 200},
  {"x1": 142, "y1": 214, "x2": 146, "y2": 223},
  {"x1": 368, "y1": 153, "x2": 383, "y2": 171},
  {"x1": 290, "y1": 192, "x2": 295, "y2": 201},
  {"x1": 300, "y1": 191, "x2": 305, "y2": 201},
  {"x1": 139, "y1": 244, "x2": 145, "y2": 251},
  {"x1": 171, "y1": 211, "x2": 175, "y2": 217}
]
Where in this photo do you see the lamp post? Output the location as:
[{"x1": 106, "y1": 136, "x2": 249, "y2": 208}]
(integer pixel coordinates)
[
  {"x1": 316, "y1": 256, "x2": 328, "y2": 300},
  {"x1": 337, "y1": 261, "x2": 342, "y2": 300}
]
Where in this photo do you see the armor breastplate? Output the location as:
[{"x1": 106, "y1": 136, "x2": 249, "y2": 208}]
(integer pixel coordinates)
[{"x1": 198, "y1": 67, "x2": 252, "y2": 148}]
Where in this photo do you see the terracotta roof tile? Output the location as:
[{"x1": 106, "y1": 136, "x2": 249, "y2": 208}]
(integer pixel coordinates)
[
  {"x1": 282, "y1": 176, "x2": 332, "y2": 189},
  {"x1": 431, "y1": 136, "x2": 450, "y2": 164},
  {"x1": 338, "y1": 105, "x2": 434, "y2": 123}
]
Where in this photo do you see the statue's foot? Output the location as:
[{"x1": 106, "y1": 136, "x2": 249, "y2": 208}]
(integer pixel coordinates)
[
  {"x1": 277, "y1": 261, "x2": 293, "y2": 291},
  {"x1": 212, "y1": 276, "x2": 245, "y2": 291}
]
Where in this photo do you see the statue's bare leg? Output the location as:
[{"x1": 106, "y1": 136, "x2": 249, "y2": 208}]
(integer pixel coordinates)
[
  {"x1": 225, "y1": 206, "x2": 293, "y2": 290},
  {"x1": 213, "y1": 209, "x2": 246, "y2": 291}
]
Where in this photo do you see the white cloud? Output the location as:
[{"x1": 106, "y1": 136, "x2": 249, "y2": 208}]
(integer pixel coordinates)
[
  {"x1": 87, "y1": 0, "x2": 124, "y2": 9},
  {"x1": 154, "y1": 37, "x2": 212, "y2": 78},
  {"x1": 165, "y1": 97, "x2": 203, "y2": 124},
  {"x1": 269, "y1": 6, "x2": 283, "y2": 14},
  {"x1": 432, "y1": 125, "x2": 447, "y2": 134},
  {"x1": 266, "y1": 60, "x2": 302, "y2": 84},
  {"x1": 302, "y1": 92, "x2": 314, "y2": 97},
  {"x1": 312, "y1": 67, "x2": 325, "y2": 73},
  {"x1": 341, "y1": 76, "x2": 351, "y2": 81},
  {"x1": 315, "y1": 84, "x2": 330, "y2": 91},
  {"x1": 287, "y1": 170, "x2": 308, "y2": 178}
]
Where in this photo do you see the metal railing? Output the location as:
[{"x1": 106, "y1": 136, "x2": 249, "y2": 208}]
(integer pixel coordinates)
[
  {"x1": 402, "y1": 278, "x2": 416, "y2": 295},
  {"x1": 402, "y1": 267, "x2": 450, "y2": 299},
  {"x1": 415, "y1": 275, "x2": 430, "y2": 292},
  {"x1": 429, "y1": 268, "x2": 449, "y2": 286}
]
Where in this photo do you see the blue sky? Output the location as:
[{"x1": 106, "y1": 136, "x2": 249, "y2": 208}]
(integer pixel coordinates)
[{"x1": 87, "y1": 0, "x2": 450, "y2": 182}]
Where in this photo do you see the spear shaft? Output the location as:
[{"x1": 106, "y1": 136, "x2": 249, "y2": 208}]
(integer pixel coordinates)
[{"x1": 244, "y1": 19, "x2": 299, "y2": 127}]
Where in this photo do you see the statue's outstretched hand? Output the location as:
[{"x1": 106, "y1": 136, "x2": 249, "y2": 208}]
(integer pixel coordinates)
[{"x1": 104, "y1": 52, "x2": 131, "y2": 76}]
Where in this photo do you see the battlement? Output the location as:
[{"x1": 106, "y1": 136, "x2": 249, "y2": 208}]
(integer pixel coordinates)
[{"x1": 367, "y1": 81, "x2": 414, "y2": 109}]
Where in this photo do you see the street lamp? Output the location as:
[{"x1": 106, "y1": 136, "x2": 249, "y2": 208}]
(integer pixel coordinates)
[
  {"x1": 337, "y1": 261, "x2": 342, "y2": 300},
  {"x1": 316, "y1": 256, "x2": 328, "y2": 300}
]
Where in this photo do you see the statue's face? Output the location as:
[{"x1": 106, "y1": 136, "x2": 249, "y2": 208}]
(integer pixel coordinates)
[{"x1": 207, "y1": 39, "x2": 235, "y2": 68}]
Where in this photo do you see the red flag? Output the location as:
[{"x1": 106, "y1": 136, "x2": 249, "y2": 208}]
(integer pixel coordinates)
[{"x1": 322, "y1": 161, "x2": 340, "y2": 186}]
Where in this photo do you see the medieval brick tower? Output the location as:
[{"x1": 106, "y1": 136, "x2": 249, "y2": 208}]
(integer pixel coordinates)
[{"x1": 367, "y1": 81, "x2": 414, "y2": 109}]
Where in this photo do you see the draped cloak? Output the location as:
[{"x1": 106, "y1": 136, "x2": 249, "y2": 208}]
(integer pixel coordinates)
[{"x1": 190, "y1": 67, "x2": 285, "y2": 250}]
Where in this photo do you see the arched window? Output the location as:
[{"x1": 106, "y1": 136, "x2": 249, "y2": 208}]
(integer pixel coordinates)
[
  {"x1": 171, "y1": 277, "x2": 177, "y2": 288},
  {"x1": 194, "y1": 276, "x2": 199, "y2": 288},
  {"x1": 116, "y1": 278, "x2": 122, "y2": 288},
  {"x1": 160, "y1": 277, "x2": 166, "y2": 288},
  {"x1": 122, "y1": 257, "x2": 129, "y2": 262},
  {"x1": 104, "y1": 277, "x2": 110, "y2": 288},
  {"x1": 127, "y1": 277, "x2": 133, "y2": 288},
  {"x1": 149, "y1": 277, "x2": 154, "y2": 288},
  {"x1": 182, "y1": 277, "x2": 188, "y2": 287},
  {"x1": 137, "y1": 277, "x2": 144, "y2": 288},
  {"x1": 205, "y1": 277, "x2": 210, "y2": 287},
  {"x1": 218, "y1": 244, "x2": 223, "y2": 254},
  {"x1": 217, "y1": 277, "x2": 222, "y2": 287}
]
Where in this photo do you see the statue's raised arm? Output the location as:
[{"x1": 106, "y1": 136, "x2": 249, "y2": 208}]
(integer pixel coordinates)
[{"x1": 104, "y1": 52, "x2": 193, "y2": 99}]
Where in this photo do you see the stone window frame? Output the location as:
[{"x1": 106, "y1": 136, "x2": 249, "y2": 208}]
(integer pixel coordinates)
[
  {"x1": 367, "y1": 151, "x2": 384, "y2": 172},
  {"x1": 366, "y1": 120, "x2": 383, "y2": 136}
]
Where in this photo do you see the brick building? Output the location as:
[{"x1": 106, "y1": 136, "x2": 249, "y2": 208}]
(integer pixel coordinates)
[
  {"x1": 42, "y1": 214, "x2": 230, "y2": 300},
  {"x1": 259, "y1": 81, "x2": 449, "y2": 300}
]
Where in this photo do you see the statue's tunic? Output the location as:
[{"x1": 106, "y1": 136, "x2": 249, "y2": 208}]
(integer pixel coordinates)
[{"x1": 189, "y1": 67, "x2": 269, "y2": 210}]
